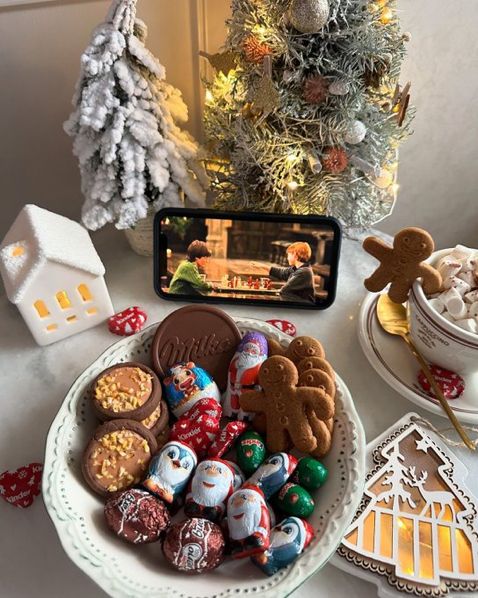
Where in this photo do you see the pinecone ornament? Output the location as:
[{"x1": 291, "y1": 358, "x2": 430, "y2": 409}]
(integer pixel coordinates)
[
  {"x1": 289, "y1": 0, "x2": 330, "y2": 34},
  {"x1": 243, "y1": 36, "x2": 272, "y2": 64},
  {"x1": 322, "y1": 147, "x2": 349, "y2": 174},
  {"x1": 304, "y1": 75, "x2": 329, "y2": 104}
]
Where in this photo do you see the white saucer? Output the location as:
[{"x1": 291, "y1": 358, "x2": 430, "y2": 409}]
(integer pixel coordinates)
[{"x1": 358, "y1": 293, "x2": 478, "y2": 425}]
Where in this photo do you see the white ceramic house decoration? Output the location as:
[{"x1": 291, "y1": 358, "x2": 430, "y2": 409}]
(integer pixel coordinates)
[{"x1": 0, "y1": 204, "x2": 115, "y2": 346}]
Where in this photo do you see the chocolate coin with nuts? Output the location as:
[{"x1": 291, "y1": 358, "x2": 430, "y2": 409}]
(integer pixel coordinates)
[
  {"x1": 91, "y1": 362, "x2": 162, "y2": 422},
  {"x1": 82, "y1": 419, "x2": 157, "y2": 497}
]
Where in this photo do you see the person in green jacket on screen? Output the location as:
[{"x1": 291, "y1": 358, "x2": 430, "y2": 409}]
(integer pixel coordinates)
[{"x1": 169, "y1": 240, "x2": 214, "y2": 296}]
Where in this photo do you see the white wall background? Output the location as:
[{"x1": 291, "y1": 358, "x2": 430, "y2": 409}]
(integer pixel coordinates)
[{"x1": 0, "y1": 0, "x2": 477, "y2": 248}]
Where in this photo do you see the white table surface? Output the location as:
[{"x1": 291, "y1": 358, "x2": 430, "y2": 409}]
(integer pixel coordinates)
[{"x1": 1, "y1": 229, "x2": 476, "y2": 598}]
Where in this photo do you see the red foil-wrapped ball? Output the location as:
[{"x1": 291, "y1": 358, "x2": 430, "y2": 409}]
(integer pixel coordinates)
[
  {"x1": 163, "y1": 518, "x2": 225, "y2": 574},
  {"x1": 418, "y1": 366, "x2": 465, "y2": 400},
  {"x1": 322, "y1": 147, "x2": 349, "y2": 174},
  {"x1": 104, "y1": 488, "x2": 170, "y2": 544},
  {"x1": 303, "y1": 75, "x2": 329, "y2": 104},
  {"x1": 243, "y1": 35, "x2": 272, "y2": 64}
]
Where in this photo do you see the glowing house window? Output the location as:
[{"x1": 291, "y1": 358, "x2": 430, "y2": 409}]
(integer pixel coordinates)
[
  {"x1": 77, "y1": 284, "x2": 93, "y2": 303},
  {"x1": 56, "y1": 291, "x2": 71, "y2": 310},
  {"x1": 34, "y1": 300, "x2": 50, "y2": 319}
]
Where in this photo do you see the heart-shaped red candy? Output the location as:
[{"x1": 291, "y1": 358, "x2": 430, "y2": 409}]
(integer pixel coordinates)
[
  {"x1": 170, "y1": 416, "x2": 220, "y2": 456},
  {"x1": 266, "y1": 319, "x2": 297, "y2": 337},
  {"x1": 0, "y1": 463, "x2": 43, "y2": 508},
  {"x1": 108, "y1": 306, "x2": 147, "y2": 336}
]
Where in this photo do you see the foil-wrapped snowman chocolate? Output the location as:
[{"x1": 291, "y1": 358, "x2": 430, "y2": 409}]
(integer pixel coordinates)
[
  {"x1": 252, "y1": 517, "x2": 314, "y2": 576},
  {"x1": 227, "y1": 484, "x2": 271, "y2": 558},
  {"x1": 247, "y1": 453, "x2": 298, "y2": 499},
  {"x1": 143, "y1": 441, "x2": 197, "y2": 504},
  {"x1": 163, "y1": 362, "x2": 221, "y2": 419},
  {"x1": 185, "y1": 459, "x2": 237, "y2": 522},
  {"x1": 223, "y1": 332, "x2": 268, "y2": 419}
]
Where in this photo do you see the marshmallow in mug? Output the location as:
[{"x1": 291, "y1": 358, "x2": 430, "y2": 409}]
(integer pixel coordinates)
[{"x1": 428, "y1": 245, "x2": 478, "y2": 335}]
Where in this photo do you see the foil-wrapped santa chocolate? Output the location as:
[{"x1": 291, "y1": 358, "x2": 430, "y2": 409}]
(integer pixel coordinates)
[
  {"x1": 163, "y1": 362, "x2": 221, "y2": 419},
  {"x1": 223, "y1": 332, "x2": 268, "y2": 419},
  {"x1": 227, "y1": 484, "x2": 271, "y2": 558},
  {"x1": 247, "y1": 453, "x2": 298, "y2": 499},
  {"x1": 185, "y1": 459, "x2": 236, "y2": 522},
  {"x1": 251, "y1": 517, "x2": 314, "y2": 576},
  {"x1": 142, "y1": 441, "x2": 197, "y2": 504}
]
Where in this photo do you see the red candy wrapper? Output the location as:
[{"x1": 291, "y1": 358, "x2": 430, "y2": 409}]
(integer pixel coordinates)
[
  {"x1": 170, "y1": 415, "x2": 220, "y2": 455},
  {"x1": 183, "y1": 398, "x2": 223, "y2": 422},
  {"x1": 266, "y1": 320, "x2": 297, "y2": 337},
  {"x1": 0, "y1": 463, "x2": 43, "y2": 508},
  {"x1": 108, "y1": 306, "x2": 147, "y2": 336},
  {"x1": 208, "y1": 421, "x2": 249, "y2": 458},
  {"x1": 418, "y1": 365, "x2": 465, "y2": 400},
  {"x1": 227, "y1": 484, "x2": 271, "y2": 559}
]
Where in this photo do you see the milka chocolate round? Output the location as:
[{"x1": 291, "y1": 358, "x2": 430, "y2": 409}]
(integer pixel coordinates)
[
  {"x1": 82, "y1": 420, "x2": 157, "y2": 497},
  {"x1": 104, "y1": 488, "x2": 170, "y2": 544},
  {"x1": 91, "y1": 363, "x2": 162, "y2": 422},
  {"x1": 152, "y1": 306, "x2": 242, "y2": 390},
  {"x1": 162, "y1": 518, "x2": 225, "y2": 574}
]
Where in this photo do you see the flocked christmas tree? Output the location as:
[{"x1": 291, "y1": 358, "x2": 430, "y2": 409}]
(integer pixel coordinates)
[
  {"x1": 65, "y1": 0, "x2": 207, "y2": 231},
  {"x1": 203, "y1": 0, "x2": 413, "y2": 227}
]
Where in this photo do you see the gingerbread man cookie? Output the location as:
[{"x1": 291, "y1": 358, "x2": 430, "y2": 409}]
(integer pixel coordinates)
[
  {"x1": 267, "y1": 336, "x2": 325, "y2": 362},
  {"x1": 297, "y1": 357, "x2": 335, "y2": 382},
  {"x1": 239, "y1": 356, "x2": 331, "y2": 454},
  {"x1": 363, "y1": 227, "x2": 442, "y2": 304}
]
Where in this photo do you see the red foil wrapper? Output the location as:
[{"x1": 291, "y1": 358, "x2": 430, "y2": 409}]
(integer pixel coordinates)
[
  {"x1": 418, "y1": 366, "x2": 465, "y2": 400},
  {"x1": 162, "y1": 518, "x2": 225, "y2": 574},
  {"x1": 208, "y1": 421, "x2": 249, "y2": 458},
  {"x1": 104, "y1": 488, "x2": 170, "y2": 544}
]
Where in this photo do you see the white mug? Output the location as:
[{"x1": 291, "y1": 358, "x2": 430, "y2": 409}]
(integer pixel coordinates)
[{"x1": 408, "y1": 249, "x2": 478, "y2": 376}]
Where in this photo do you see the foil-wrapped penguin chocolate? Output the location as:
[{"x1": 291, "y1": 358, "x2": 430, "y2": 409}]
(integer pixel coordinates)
[
  {"x1": 247, "y1": 453, "x2": 298, "y2": 499},
  {"x1": 252, "y1": 517, "x2": 314, "y2": 576},
  {"x1": 163, "y1": 362, "x2": 221, "y2": 419},
  {"x1": 143, "y1": 441, "x2": 197, "y2": 504},
  {"x1": 223, "y1": 332, "x2": 268, "y2": 419},
  {"x1": 227, "y1": 484, "x2": 271, "y2": 558},
  {"x1": 185, "y1": 459, "x2": 237, "y2": 522}
]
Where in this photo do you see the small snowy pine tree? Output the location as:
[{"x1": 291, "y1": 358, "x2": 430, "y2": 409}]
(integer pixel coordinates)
[{"x1": 65, "y1": 0, "x2": 207, "y2": 231}]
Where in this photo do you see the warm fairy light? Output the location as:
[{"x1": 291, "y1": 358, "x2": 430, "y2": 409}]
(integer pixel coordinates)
[
  {"x1": 286, "y1": 151, "x2": 300, "y2": 164},
  {"x1": 253, "y1": 25, "x2": 268, "y2": 36},
  {"x1": 381, "y1": 7, "x2": 394, "y2": 24},
  {"x1": 391, "y1": 183, "x2": 400, "y2": 194},
  {"x1": 205, "y1": 89, "x2": 214, "y2": 104},
  {"x1": 287, "y1": 181, "x2": 299, "y2": 191}
]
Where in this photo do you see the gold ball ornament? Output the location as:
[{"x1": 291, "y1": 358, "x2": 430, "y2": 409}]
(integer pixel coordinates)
[{"x1": 288, "y1": 0, "x2": 330, "y2": 34}]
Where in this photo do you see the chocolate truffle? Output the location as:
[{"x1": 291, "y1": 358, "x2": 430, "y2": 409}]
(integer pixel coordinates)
[
  {"x1": 82, "y1": 419, "x2": 157, "y2": 497},
  {"x1": 91, "y1": 363, "x2": 161, "y2": 422},
  {"x1": 105, "y1": 488, "x2": 170, "y2": 544},
  {"x1": 162, "y1": 518, "x2": 225, "y2": 574}
]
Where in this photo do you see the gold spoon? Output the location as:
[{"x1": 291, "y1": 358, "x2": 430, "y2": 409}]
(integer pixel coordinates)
[{"x1": 376, "y1": 294, "x2": 476, "y2": 451}]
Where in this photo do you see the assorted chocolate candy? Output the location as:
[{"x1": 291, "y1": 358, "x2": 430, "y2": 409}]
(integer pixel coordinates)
[
  {"x1": 163, "y1": 518, "x2": 226, "y2": 573},
  {"x1": 143, "y1": 441, "x2": 197, "y2": 504},
  {"x1": 236, "y1": 431, "x2": 267, "y2": 476},
  {"x1": 273, "y1": 483, "x2": 315, "y2": 518},
  {"x1": 80, "y1": 306, "x2": 335, "y2": 577},
  {"x1": 252, "y1": 517, "x2": 314, "y2": 576},
  {"x1": 104, "y1": 488, "x2": 170, "y2": 544}
]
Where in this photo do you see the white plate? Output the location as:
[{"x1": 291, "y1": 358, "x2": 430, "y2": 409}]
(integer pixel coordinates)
[
  {"x1": 42, "y1": 318, "x2": 366, "y2": 598},
  {"x1": 358, "y1": 293, "x2": 478, "y2": 425}
]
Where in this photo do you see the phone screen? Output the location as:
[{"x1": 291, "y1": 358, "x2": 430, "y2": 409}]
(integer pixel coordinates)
[{"x1": 154, "y1": 209, "x2": 341, "y2": 310}]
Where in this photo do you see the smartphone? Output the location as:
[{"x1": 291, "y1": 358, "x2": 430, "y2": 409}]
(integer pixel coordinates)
[{"x1": 154, "y1": 209, "x2": 342, "y2": 310}]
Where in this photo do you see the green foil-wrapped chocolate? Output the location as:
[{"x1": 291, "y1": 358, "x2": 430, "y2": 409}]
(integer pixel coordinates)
[
  {"x1": 273, "y1": 483, "x2": 315, "y2": 518},
  {"x1": 236, "y1": 431, "x2": 266, "y2": 476},
  {"x1": 292, "y1": 457, "x2": 328, "y2": 491}
]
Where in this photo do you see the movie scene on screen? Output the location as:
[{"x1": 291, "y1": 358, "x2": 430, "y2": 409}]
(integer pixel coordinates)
[{"x1": 156, "y1": 212, "x2": 341, "y2": 309}]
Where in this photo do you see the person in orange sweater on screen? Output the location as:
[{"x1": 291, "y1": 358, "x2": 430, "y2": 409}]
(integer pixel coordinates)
[{"x1": 269, "y1": 242, "x2": 315, "y2": 304}]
